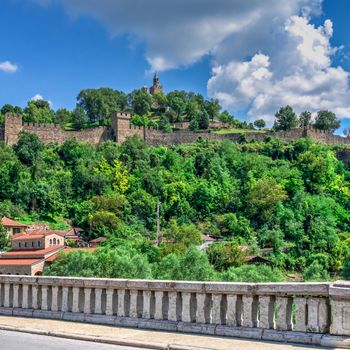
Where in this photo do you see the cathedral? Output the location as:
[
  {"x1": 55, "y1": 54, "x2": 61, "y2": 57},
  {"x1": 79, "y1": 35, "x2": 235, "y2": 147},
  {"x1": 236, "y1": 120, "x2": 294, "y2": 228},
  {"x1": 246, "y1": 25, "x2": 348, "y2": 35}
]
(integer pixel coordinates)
[{"x1": 149, "y1": 73, "x2": 163, "y2": 95}]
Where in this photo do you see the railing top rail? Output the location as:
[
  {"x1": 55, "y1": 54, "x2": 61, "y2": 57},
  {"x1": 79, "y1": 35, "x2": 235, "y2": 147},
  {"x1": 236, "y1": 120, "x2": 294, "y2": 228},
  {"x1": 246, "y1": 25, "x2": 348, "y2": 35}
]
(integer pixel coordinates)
[{"x1": 0, "y1": 275, "x2": 331, "y2": 296}]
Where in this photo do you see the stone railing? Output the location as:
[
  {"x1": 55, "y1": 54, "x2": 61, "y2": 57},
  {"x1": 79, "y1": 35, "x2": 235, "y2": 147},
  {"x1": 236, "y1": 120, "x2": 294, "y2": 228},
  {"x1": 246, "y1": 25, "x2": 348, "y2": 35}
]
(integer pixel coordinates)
[{"x1": 0, "y1": 276, "x2": 349, "y2": 348}]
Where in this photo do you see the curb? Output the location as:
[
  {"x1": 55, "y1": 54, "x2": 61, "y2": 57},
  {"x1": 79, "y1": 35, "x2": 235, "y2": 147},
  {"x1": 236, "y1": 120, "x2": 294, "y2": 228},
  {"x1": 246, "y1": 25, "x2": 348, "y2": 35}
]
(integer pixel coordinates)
[
  {"x1": 0, "y1": 325, "x2": 166, "y2": 349},
  {"x1": 0, "y1": 325, "x2": 213, "y2": 350}
]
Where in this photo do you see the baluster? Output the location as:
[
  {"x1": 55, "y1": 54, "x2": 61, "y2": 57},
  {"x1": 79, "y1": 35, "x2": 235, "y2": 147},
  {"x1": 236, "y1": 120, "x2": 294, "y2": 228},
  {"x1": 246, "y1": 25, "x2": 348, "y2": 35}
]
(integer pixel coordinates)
[
  {"x1": 196, "y1": 293, "x2": 206, "y2": 323},
  {"x1": 226, "y1": 295, "x2": 238, "y2": 326},
  {"x1": 294, "y1": 297, "x2": 307, "y2": 332},
  {"x1": 211, "y1": 294, "x2": 223, "y2": 324},
  {"x1": 61, "y1": 287, "x2": 69, "y2": 312},
  {"x1": 41, "y1": 286, "x2": 48, "y2": 310},
  {"x1": 3, "y1": 283, "x2": 10, "y2": 308},
  {"x1": 51, "y1": 286, "x2": 59, "y2": 312},
  {"x1": 105, "y1": 289, "x2": 114, "y2": 316},
  {"x1": 129, "y1": 290, "x2": 138, "y2": 318},
  {"x1": 22, "y1": 284, "x2": 29, "y2": 309},
  {"x1": 318, "y1": 298, "x2": 329, "y2": 333},
  {"x1": 84, "y1": 288, "x2": 91, "y2": 314},
  {"x1": 168, "y1": 292, "x2": 178, "y2": 321},
  {"x1": 117, "y1": 290, "x2": 126, "y2": 317},
  {"x1": 94, "y1": 288, "x2": 102, "y2": 314},
  {"x1": 12, "y1": 284, "x2": 19, "y2": 308},
  {"x1": 72, "y1": 287, "x2": 80, "y2": 313},
  {"x1": 0, "y1": 283, "x2": 2, "y2": 307},
  {"x1": 32, "y1": 285, "x2": 39, "y2": 309},
  {"x1": 142, "y1": 291, "x2": 151, "y2": 319},
  {"x1": 181, "y1": 292, "x2": 192, "y2": 323},
  {"x1": 154, "y1": 291, "x2": 164, "y2": 320},
  {"x1": 259, "y1": 295, "x2": 275, "y2": 329},
  {"x1": 276, "y1": 297, "x2": 292, "y2": 330},
  {"x1": 242, "y1": 295, "x2": 258, "y2": 328}
]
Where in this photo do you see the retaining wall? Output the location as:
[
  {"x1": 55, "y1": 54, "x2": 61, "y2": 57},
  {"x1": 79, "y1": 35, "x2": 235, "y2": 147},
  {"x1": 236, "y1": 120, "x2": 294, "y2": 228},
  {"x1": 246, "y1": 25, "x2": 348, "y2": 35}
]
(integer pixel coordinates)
[{"x1": 0, "y1": 276, "x2": 349, "y2": 348}]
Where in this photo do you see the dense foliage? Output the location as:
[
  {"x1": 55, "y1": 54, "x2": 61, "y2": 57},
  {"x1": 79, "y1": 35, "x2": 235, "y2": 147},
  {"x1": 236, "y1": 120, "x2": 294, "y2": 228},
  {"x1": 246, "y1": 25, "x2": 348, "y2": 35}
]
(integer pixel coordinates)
[{"x1": 1, "y1": 131, "x2": 350, "y2": 280}]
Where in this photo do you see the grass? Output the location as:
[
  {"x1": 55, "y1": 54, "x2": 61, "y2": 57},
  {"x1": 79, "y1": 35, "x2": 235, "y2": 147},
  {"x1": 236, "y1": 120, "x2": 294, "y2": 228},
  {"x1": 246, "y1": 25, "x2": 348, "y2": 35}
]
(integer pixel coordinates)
[
  {"x1": 16, "y1": 213, "x2": 70, "y2": 230},
  {"x1": 213, "y1": 128, "x2": 267, "y2": 135}
]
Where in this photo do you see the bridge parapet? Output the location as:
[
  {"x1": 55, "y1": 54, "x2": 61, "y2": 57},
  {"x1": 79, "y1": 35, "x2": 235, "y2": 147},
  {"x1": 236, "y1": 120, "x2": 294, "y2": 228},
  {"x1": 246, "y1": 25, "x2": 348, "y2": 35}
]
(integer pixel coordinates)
[{"x1": 0, "y1": 276, "x2": 349, "y2": 348}]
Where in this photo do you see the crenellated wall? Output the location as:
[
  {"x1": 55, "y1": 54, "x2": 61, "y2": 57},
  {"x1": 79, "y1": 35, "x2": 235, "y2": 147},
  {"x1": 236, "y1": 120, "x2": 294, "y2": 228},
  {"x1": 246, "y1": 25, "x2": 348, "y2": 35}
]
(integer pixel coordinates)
[
  {"x1": 0, "y1": 276, "x2": 349, "y2": 348},
  {"x1": 3, "y1": 114, "x2": 350, "y2": 149}
]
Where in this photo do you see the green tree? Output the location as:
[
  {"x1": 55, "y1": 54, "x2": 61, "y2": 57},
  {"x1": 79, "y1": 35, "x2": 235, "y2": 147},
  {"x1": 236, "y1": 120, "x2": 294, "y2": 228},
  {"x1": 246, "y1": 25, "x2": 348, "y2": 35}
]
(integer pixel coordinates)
[
  {"x1": 14, "y1": 131, "x2": 44, "y2": 166},
  {"x1": 222, "y1": 265, "x2": 283, "y2": 282},
  {"x1": 72, "y1": 105, "x2": 88, "y2": 130},
  {"x1": 77, "y1": 88, "x2": 127, "y2": 125},
  {"x1": 342, "y1": 258, "x2": 350, "y2": 280},
  {"x1": 314, "y1": 110, "x2": 340, "y2": 132},
  {"x1": 273, "y1": 106, "x2": 298, "y2": 131},
  {"x1": 299, "y1": 111, "x2": 312, "y2": 129},
  {"x1": 253, "y1": 119, "x2": 266, "y2": 129},
  {"x1": 130, "y1": 89, "x2": 152, "y2": 115},
  {"x1": 23, "y1": 100, "x2": 55, "y2": 124},
  {"x1": 0, "y1": 223, "x2": 10, "y2": 250}
]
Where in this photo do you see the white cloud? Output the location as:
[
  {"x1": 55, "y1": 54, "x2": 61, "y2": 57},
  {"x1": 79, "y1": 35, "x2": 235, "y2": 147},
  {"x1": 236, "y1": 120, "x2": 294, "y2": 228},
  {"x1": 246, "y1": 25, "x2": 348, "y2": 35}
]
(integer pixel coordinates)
[
  {"x1": 208, "y1": 16, "x2": 350, "y2": 122},
  {"x1": 34, "y1": 0, "x2": 350, "y2": 120},
  {"x1": 0, "y1": 61, "x2": 18, "y2": 73},
  {"x1": 31, "y1": 94, "x2": 53, "y2": 107}
]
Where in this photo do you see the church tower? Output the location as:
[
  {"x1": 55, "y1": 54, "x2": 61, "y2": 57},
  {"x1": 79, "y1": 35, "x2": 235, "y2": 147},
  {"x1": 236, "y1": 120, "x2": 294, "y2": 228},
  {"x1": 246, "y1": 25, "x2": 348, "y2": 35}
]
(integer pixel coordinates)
[{"x1": 149, "y1": 73, "x2": 163, "y2": 95}]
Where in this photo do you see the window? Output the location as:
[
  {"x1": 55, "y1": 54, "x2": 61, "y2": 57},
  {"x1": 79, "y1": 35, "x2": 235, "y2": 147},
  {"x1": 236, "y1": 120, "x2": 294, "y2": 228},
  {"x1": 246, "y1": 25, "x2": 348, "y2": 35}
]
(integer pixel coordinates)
[
  {"x1": 38, "y1": 241, "x2": 41, "y2": 247},
  {"x1": 53, "y1": 238, "x2": 56, "y2": 245},
  {"x1": 13, "y1": 228, "x2": 20, "y2": 234},
  {"x1": 18, "y1": 242, "x2": 21, "y2": 248},
  {"x1": 49, "y1": 239, "x2": 52, "y2": 246},
  {"x1": 24, "y1": 242, "x2": 27, "y2": 248},
  {"x1": 32, "y1": 241, "x2": 34, "y2": 247}
]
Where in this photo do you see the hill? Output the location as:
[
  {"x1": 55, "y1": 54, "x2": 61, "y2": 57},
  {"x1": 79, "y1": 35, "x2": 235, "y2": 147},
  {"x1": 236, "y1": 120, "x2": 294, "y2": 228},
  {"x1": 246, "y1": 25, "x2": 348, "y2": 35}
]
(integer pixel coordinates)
[{"x1": 1, "y1": 132, "x2": 350, "y2": 281}]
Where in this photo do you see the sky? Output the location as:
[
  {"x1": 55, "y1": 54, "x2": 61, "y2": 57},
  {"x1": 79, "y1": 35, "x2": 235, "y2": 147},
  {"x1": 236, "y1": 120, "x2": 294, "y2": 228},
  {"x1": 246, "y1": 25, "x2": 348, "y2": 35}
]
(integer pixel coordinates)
[{"x1": 1, "y1": 0, "x2": 350, "y2": 129}]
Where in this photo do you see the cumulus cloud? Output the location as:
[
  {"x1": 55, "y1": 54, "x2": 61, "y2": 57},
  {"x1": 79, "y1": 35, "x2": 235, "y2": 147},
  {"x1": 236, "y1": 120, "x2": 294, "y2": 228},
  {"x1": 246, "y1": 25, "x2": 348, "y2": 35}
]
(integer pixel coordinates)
[
  {"x1": 208, "y1": 16, "x2": 350, "y2": 122},
  {"x1": 31, "y1": 94, "x2": 53, "y2": 107},
  {"x1": 34, "y1": 0, "x2": 350, "y2": 120},
  {"x1": 0, "y1": 60, "x2": 18, "y2": 73}
]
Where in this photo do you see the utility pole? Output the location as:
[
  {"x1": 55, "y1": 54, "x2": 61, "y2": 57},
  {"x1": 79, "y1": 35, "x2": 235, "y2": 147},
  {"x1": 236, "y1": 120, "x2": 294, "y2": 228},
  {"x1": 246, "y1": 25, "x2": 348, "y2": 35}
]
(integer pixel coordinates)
[{"x1": 156, "y1": 201, "x2": 161, "y2": 245}]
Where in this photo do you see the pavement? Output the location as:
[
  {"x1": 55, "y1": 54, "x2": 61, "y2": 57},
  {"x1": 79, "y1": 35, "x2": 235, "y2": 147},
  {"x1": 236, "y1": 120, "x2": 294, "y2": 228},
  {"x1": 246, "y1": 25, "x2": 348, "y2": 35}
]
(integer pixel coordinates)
[
  {"x1": 0, "y1": 315, "x2": 336, "y2": 350},
  {"x1": 0, "y1": 330, "x2": 149, "y2": 350}
]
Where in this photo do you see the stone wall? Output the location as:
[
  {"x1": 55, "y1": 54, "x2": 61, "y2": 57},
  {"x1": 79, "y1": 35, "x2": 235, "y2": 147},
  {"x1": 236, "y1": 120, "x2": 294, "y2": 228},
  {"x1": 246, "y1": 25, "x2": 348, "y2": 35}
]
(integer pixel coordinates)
[
  {"x1": 0, "y1": 276, "x2": 349, "y2": 348},
  {"x1": 4, "y1": 114, "x2": 350, "y2": 149}
]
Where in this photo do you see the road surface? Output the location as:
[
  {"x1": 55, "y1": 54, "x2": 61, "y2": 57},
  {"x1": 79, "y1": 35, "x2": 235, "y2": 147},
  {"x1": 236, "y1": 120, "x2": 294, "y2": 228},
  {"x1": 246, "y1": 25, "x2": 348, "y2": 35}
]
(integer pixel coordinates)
[{"x1": 0, "y1": 330, "x2": 150, "y2": 350}]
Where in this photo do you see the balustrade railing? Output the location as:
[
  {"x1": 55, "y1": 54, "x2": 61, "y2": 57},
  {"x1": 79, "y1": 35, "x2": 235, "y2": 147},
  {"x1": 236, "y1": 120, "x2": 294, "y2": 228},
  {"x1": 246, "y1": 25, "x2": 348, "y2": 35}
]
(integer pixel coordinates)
[{"x1": 0, "y1": 276, "x2": 349, "y2": 348}]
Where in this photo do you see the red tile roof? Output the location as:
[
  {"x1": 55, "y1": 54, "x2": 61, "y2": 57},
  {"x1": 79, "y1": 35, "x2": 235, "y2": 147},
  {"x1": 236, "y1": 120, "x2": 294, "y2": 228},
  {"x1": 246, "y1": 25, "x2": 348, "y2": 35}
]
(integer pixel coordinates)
[
  {"x1": 0, "y1": 246, "x2": 64, "y2": 259},
  {"x1": 44, "y1": 247, "x2": 96, "y2": 263},
  {"x1": 12, "y1": 234, "x2": 45, "y2": 240},
  {"x1": 1, "y1": 217, "x2": 27, "y2": 228},
  {"x1": 0, "y1": 259, "x2": 42, "y2": 266},
  {"x1": 25, "y1": 230, "x2": 68, "y2": 237},
  {"x1": 89, "y1": 237, "x2": 107, "y2": 243}
]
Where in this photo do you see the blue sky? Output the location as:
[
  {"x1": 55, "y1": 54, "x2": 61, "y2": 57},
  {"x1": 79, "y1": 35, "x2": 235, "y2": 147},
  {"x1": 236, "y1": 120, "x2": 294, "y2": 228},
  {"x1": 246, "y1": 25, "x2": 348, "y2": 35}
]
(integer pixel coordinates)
[{"x1": 1, "y1": 0, "x2": 350, "y2": 130}]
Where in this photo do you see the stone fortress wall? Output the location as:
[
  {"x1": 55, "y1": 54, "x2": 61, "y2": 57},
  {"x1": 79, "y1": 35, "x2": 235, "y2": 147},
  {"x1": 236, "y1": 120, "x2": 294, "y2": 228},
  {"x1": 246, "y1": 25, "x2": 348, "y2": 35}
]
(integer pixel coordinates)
[{"x1": 1, "y1": 113, "x2": 350, "y2": 147}]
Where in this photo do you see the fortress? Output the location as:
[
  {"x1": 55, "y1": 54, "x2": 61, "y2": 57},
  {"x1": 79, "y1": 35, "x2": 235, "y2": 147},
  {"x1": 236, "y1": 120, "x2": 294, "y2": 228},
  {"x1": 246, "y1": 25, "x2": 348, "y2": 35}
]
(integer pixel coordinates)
[{"x1": 1, "y1": 112, "x2": 350, "y2": 148}]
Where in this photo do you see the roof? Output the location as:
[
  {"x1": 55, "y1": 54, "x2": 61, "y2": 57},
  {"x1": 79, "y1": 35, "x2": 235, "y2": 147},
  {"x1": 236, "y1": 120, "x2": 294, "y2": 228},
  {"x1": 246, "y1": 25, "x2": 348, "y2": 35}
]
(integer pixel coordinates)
[
  {"x1": 0, "y1": 246, "x2": 64, "y2": 259},
  {"x1": 89, "y1": 237, "x2": 107, "y2": 243},
  {"x1": 45, "y1": 247, "x2": 96, "y2": 263},
  {"x1": 27, "y1": 230, "x2": 69, "y2": 237},
  {"x1": 0, "y1": 259, "x2": 42, "y2": 266},
  {"x1": 1, "y1": 217, "x2": 27, "y2": 228},
  {"x1": 12, "y1": 231, "x2": 67, "y2": 240}
]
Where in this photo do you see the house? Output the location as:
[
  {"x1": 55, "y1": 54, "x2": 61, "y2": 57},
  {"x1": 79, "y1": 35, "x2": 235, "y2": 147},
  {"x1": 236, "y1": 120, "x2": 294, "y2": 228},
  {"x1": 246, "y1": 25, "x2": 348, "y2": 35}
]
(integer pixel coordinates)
[
  {"x1": 89, "y1": 237, "x2": 107, "y2": 248},
  {"x1": 0, "y1": 231, "x2": 65, "y2": 275},
  {"x1": 1, "y1": 217, "x2": 28, "y2": 238}
]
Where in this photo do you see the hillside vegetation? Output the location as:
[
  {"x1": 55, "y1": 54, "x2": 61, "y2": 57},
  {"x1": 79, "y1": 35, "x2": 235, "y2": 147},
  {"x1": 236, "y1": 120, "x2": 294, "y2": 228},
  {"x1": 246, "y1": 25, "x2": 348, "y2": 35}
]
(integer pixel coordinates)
[{"x1": 1, "y1": 132, "x2": 350, "y2": 281}]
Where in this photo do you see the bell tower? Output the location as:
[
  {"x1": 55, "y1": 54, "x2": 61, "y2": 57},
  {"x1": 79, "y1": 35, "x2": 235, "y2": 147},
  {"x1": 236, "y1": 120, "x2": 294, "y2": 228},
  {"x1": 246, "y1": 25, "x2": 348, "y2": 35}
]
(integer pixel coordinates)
[{"x1": 149, "y1": 72, "x2": 163, "y2": 95}]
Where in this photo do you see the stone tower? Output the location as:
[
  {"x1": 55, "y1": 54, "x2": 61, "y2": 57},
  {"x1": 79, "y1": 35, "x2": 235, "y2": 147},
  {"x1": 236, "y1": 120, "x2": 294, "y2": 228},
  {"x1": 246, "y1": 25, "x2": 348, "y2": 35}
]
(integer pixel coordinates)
[
  {"x1": 4, "y1": 114, "x2": 23, "y2": 145},
  {"x1": 149, "y1": 73, "x2": 163, "y2": 95}
]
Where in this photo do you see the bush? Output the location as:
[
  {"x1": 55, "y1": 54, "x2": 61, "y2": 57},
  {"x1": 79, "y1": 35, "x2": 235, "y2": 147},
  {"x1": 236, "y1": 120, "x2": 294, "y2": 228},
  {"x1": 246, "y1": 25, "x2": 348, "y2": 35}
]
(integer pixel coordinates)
[
  {"x1": 342, "y1": 258, "x2": 350, "y2": 280},
  {"x1": 221, "y1": 265, "x2": 284, "y2": 282}
]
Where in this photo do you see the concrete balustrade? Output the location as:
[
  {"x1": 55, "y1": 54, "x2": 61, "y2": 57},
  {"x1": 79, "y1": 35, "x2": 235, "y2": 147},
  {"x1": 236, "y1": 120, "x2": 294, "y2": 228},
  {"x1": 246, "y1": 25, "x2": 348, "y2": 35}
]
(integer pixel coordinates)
[{"x1": 0, "y1": 276, "x2": 349, "y2": 348}]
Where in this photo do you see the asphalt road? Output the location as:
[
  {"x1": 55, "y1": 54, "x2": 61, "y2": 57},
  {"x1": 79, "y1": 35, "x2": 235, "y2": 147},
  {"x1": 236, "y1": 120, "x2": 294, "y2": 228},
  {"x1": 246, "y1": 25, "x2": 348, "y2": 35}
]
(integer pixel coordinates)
[{"x1": 0, "y1": 330, "x2": 151, "y2": 350}]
